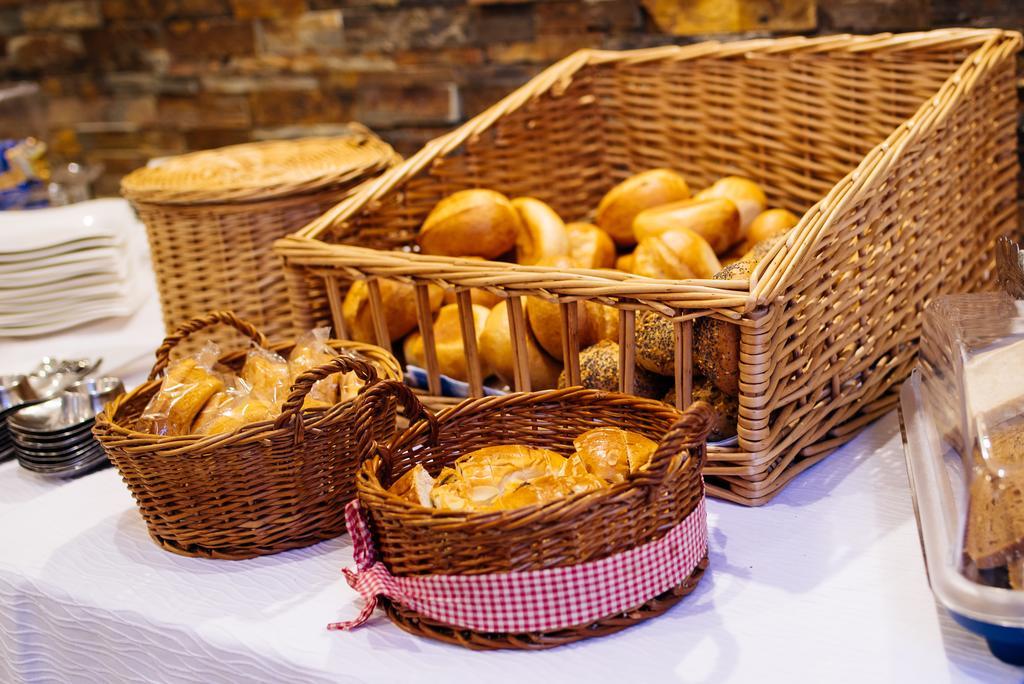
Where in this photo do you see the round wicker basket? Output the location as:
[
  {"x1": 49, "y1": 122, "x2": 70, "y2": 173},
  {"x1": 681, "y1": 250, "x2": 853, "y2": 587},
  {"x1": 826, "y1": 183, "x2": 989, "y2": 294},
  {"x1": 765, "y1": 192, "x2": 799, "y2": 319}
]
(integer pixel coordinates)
[
  {"x1": 93, "y1": 311, "x2": 402, "y2": 560},
  {"x1": 354, "y1": 383, "x2": 716, "y2": 649}
]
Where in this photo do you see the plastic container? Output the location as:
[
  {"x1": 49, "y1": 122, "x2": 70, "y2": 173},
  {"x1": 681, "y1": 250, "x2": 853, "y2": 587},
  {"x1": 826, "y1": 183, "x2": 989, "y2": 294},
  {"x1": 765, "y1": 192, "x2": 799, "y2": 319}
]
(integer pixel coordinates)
[{"x1": 900, "y1": 291, "x2": 1024, "y2": 665}]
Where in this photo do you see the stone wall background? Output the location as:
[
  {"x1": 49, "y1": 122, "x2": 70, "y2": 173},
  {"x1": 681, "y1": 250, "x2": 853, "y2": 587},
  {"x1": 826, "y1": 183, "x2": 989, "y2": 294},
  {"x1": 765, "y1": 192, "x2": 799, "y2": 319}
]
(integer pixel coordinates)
[{"x1": 0, "y1": 0, "x2": 1019, "y2": 195}]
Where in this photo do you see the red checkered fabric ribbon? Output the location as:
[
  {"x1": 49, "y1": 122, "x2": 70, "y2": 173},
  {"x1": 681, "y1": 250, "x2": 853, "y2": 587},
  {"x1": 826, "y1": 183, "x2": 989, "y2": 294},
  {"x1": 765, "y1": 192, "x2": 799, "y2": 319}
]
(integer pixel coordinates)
[{"x1": 329, "y1": 495, "x2": 708, "y2": 634}]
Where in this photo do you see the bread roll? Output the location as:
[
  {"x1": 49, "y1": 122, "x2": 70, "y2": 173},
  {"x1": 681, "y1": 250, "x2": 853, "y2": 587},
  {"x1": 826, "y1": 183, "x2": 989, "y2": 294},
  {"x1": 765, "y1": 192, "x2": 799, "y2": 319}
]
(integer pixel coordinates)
[
  {"x1": 615, "y1": 253, "x2": 635, "y2": 273},
  {"x1": 511, "y1": 197, "x2": 570, "y2": 265},
  {"x1": 573, "y1": 427, "x2": 658, "y2": 483},
  {"x1": 418, "y1": 189, "x2": 521, "y2": 258},
  {"x1": 489, "y1": 473, "x2": 605, "y2": 510},
  {"x1": 566, "y1": 221, "x2": 616, "y2": 269},
  {"x1": 403, "y1": 302, "x2": 491, "y2": 381},
  {"x1": 635, "y1": 310, "x2": 675, "y2": 376},
  {"x1": 694, "y1": 259, "x2": 755, "y2": 396},
  {"x1": 596, "y1": 169, "x2": 690, "y2": 247},
  {"x1": 633, "y1": 198, "x2": 740, "y2": 255},
  {"x1": 737, "y1": 208, "x2": 798, "y2": 254},
  {"x1": 429, "y1": 445, "x2": 576, "y2": 511},
  {"x1": 665, "y1": 377, "x2": 738, "y2": 442},
  {"x1": 342, "y1": 278, "x2": 443, "y2": 343},
  {"x1": 526, "y1": 295, "x2": 617, "y2": 361},
  {"x1": 559, "y1": 339, "x2": 666, "y2": 399},
  {"x1": 441, "y1": 256, "x2": 502, "y2": 308},
  {"x1": 695, "y1": 176, "x2": 767, "y2": 237},
  {"x1": 389, "y1": 464, "x2": 435, "y2": 507},
  {"x1": 632, "y1": 228, "x2": 721, "y2": 280},
  {"x1": 479, "y1": 300, "x2": 562, "y2": 390}
]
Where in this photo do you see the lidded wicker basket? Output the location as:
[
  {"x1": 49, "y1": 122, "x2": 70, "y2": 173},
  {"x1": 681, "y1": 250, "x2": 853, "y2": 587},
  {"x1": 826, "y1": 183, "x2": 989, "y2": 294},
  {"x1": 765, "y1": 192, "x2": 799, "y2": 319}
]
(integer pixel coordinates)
[
  {"x1": 93, "y1": 311, "x2": 402, "y2": 560},
  {"x1": 350, "y1": 384, "x2": 715, "y2": 649},
  {"x1": 122, "y1": 125, "x2": 399, "y2": 352}
]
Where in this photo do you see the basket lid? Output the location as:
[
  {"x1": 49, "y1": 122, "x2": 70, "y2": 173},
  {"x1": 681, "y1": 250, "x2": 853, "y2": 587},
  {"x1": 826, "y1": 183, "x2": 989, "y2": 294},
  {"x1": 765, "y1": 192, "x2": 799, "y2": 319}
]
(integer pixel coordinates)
[{"x1": 120, "y1": 123, "x2": 398, "y2": 205}]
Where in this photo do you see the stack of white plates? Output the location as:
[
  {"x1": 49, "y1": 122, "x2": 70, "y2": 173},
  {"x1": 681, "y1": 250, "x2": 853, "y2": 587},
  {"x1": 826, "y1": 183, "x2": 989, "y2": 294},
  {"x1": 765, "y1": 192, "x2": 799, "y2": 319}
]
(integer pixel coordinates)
[{"x1": 0, "y1": 199, "x2": 149, "y2": 337}]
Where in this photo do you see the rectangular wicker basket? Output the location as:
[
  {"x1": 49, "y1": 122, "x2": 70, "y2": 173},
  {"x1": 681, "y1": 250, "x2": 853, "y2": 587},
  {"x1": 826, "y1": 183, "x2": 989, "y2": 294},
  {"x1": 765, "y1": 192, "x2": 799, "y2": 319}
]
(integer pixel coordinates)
[{"x1": 276, "y1": 30, "x2": 1022, "y2": 505}]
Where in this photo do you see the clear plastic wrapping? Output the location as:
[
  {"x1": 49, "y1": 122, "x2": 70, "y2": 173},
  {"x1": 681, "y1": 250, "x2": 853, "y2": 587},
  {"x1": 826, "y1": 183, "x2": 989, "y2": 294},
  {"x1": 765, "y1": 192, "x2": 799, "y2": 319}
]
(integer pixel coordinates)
[
  {"x1": 137, "y1": 342, "x2": 225, "y2": 436},
  {"x1": 288, "y1": 327, "x2": 340, "y2": 409}
]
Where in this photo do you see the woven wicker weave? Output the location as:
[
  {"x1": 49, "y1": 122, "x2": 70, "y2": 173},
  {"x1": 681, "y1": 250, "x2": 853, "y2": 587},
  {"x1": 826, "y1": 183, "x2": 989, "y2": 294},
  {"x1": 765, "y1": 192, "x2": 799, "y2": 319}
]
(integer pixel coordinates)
[
  {"x1": 354, "y1": 383, "x2": 715, "y2": 649},
  {"x1": 122, "y1": 125, "x2": 399, "y2": 352},
  {"x1": 276, "y1": 30, "x2": 1022, "y2": 504},
  {"x1": 93, "y1": 311, "x2": 402, "y2": 560}
]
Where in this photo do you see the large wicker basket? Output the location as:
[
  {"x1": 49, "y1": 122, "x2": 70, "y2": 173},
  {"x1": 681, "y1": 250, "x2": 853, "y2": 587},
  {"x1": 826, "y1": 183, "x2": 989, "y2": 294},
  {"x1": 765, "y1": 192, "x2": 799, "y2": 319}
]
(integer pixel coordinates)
[
  {"x1": 93, "y1": 311, "x2": 402, "y2": 560},
  {"x1": 121, "y1": 125, "x2": 399, "y2": 351},
  {"x1": 276, "y1": 30, "x2": 1021, "y2": 505},
  {"x1": 351, "y1": 383, "x2": 715, "y2": 649}
]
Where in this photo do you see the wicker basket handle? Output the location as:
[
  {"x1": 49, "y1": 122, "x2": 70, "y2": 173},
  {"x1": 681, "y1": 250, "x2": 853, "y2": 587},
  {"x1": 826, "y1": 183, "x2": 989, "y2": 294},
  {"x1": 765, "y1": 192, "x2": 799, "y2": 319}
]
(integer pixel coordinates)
[
  {"x1": 353, "y1": 379, "x2": 438, "y2": 481},
  {"x1": 273, "y1": 353, "x2": 379, "y2": 443},
  {"x1": 645, "y1": 401, "x2": 717, "y2": 477},
  {"x1": 149, "y1": 311, "x2": 268, "y2": 380}
]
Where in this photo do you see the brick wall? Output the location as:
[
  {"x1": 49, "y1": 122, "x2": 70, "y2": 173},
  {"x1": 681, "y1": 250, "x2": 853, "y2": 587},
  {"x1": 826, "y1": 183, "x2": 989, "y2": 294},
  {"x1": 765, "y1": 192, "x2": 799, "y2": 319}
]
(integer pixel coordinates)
[{"x1": 0, "y1": 0, "x2": 1019, "y2": 196}]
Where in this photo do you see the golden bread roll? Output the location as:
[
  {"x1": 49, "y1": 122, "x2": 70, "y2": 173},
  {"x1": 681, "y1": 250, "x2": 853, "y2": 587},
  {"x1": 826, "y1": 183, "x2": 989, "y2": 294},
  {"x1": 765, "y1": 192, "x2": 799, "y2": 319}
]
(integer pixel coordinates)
[
  {"x1": 489, "y1": 473, "x2": 605, "y2": 510},
  {"x1": 241, "y1": 345, "x2": 291, "y2": 408},
  {"x1": 635, "y1": 310, "x2": 676, "y2": 376},
  {"x1": 615, "y1": 253, "x2": 635, "y2": 273},
  {"x1": 595, "y1": 303, "x2": 620, "y2": 341},
  {"x1": 738, "y1": 208, "x2": 798, "y2": 254},
  {"x1": 525, "y1": 294, "x2": 617, "y2": 361},
  {"x1": 342, "y1": 278, "x2": 443, "y2": 343},
  {"x1": 389, "y1": 464, "x2": 435, "y2": 507},
  {"x1": 559, "y1": 339, "x2": 666, "y2": 399},
  {"x1": 633, "y1": 198, "x2": 741, "y2": 255},
  {"x1": 428, "y1": 467, "x2": 473, "y2": 512},
  {"x1": 596, "y1": 169, "x2": 690, "y2": 247},
  {"x1": 695, "y1": 176, "x2": 767, "y2": 237},
  {"x1": 664, "y1": 378, "x2": 737, "y2": 441},
  {"x1": 137, "y1": 357, "x2": 225, "y2": 436},
  {"x1": 566, "y1": 221, "x2": 616, "y2": 269},
  {"x1": 429, "y1": 445, "x2": 571, "y2": 510},
  {"x1": 402, "y1": 302, "x2": 491, "y2": 381},
  {"x1": 479, "y1": 300, "x2": 562, "y2": 389},
  {"x1": 443, "y1": 288, "x2": 502, "y2": 309},
  {"x1": 694, "y1": 260, "x2": 756, "y2": 396},
  {"x1": 573, "y1": 427, "x2": 658, "y2": 483},
  {"x1": 418, "y1": 188, "x2": 521, "y2": 258},
  {"x1": 193, "y1": 394, "x2": 274, "y2": 435},
  {"x1": 511, "y1": 197, "x2": 570, "y2": 265},
  {"x1": 441, "y1": 256, "x2": 502, "y2": 309},
  {"x1": 632, "y1": 228, "x2": 721, "y2": 280}
]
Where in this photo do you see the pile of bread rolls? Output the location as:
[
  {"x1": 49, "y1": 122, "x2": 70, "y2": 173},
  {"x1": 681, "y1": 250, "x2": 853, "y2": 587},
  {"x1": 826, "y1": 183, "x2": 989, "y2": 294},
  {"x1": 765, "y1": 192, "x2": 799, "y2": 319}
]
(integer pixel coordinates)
[
  {"x1": 389, "y1": 427, "x2": 658, "y2": 512},
  {"x1": 341, "y1": 169, "x2": 798, "y2": 439}
]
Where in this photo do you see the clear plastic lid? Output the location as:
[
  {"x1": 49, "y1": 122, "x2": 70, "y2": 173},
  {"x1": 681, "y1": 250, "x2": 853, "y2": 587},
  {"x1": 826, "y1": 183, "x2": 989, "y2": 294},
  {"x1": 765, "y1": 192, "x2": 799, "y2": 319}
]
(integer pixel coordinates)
[{"x1": 906, "y1": 291, "x2": 1024, "y2": 617}]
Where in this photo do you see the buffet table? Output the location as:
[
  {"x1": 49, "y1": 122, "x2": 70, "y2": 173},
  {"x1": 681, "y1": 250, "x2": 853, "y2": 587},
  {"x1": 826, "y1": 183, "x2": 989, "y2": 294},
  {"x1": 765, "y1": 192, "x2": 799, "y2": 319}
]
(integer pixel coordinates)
[{"x1": 1, "y1": 261, "x2": 1020, "y2": 683}]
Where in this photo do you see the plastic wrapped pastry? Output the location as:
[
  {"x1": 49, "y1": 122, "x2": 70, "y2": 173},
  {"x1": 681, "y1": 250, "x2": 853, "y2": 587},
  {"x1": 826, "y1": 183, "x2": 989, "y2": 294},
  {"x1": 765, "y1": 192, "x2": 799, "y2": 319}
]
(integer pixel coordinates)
[
  {"x1": 288, "y1": 327, "x2": 340, "y2": 409},
  {"x1": 241, "y1": 344, "x2": 291, "y2": 409},
  {"x1": 137, "y1": 343, "x2": 225, "y2": 436},
  {"x1": 191, "y1": 378, "x2": 275, "y2": 435},
  {"x1": 572, "y1": 427, "x2": 658, "y2": 483}
]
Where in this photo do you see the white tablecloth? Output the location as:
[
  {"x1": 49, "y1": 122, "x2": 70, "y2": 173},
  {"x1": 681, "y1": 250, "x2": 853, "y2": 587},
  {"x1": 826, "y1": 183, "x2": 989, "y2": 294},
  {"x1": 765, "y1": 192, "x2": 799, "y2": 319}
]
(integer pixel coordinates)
[{"x1": 1, "y1": 236, "x2": 1021, "y2": 683}]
